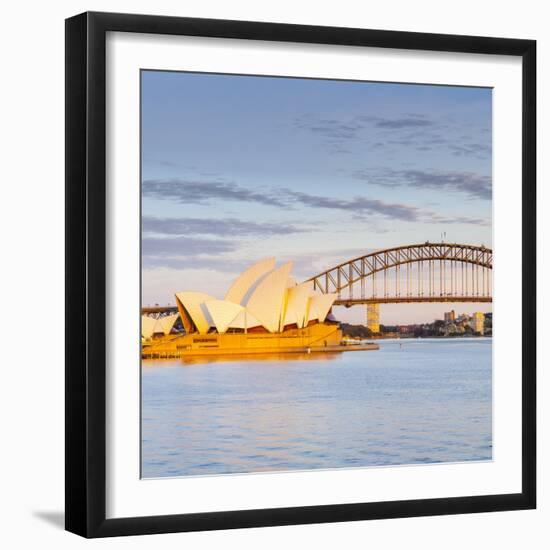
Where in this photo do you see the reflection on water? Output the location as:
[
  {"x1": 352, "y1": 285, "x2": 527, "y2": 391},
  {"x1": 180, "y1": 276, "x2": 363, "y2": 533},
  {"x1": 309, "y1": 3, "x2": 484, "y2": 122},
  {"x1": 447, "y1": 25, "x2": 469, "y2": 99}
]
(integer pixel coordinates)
[
  {"x1": 141, "y1": 338, "x2": 492, "y2": 478},
  {"x1": 155, "y1": 351, "x2": 342, "y2": 366}
]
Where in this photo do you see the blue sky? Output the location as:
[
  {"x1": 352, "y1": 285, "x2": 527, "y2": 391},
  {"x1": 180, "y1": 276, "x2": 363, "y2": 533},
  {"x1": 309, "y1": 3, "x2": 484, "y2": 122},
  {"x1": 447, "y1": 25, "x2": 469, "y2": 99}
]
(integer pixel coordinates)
[{"x1": 141, "y1": 70, "x2": 492, "y2": 324}]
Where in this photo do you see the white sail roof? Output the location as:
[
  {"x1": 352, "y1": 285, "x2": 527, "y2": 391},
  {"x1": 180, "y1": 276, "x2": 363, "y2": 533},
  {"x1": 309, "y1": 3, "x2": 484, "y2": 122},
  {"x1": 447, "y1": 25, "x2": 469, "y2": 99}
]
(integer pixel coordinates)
[
  {"x1": 157, "y1": 313, "x2": 179, "y2": 335},
  {"x1": 175, "y1": 291, "x2": 215, "y2": 334},
  {"x1": 204, "y1": 300, "x2": 244, "y2": 334},
  {"x1": 170, "y1": 259, "x2": 339, "y2": 336},
  {"x1": 141, "y1": 315, "x2": 158, "y2": 339},
  {"x1": 306, "y1": 293, "x2": 337, "y2": 324},
  {"x1": 282, "y1": 283, "x2": 311, "y2": 329},
  {"x1": 229, "y1": 309, "x2": 263, "y2": 330},
  {"x1": 224, "y1": 257, "x2": 275, "y2": 305},
  {"x1": 245, "y1": 262, "x2": 293, "y2": 333}
]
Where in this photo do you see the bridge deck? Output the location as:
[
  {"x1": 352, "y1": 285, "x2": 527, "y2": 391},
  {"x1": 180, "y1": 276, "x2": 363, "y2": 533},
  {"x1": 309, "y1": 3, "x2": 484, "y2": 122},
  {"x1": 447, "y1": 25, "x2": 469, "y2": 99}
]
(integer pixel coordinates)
[
  {"x1": 335, "y1": 296, "x2": 492, "y2": 306},
  {"x1": 143, "y1": 295, "x2": 492, "y2": 315}
]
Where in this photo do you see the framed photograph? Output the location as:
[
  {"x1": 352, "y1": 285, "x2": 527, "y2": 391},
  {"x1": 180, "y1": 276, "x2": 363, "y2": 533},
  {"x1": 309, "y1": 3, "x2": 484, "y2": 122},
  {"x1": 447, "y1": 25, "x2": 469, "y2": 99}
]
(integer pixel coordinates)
[{"x1": 65, "y1": 11, "x2": 536, "y2": 537}]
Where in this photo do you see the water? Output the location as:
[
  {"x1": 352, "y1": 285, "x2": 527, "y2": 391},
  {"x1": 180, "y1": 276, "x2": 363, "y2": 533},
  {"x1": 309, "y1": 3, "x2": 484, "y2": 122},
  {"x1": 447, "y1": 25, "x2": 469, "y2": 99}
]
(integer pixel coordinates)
[{"x1": 141, "y1": 338, "x2": 492, "y2": 478}]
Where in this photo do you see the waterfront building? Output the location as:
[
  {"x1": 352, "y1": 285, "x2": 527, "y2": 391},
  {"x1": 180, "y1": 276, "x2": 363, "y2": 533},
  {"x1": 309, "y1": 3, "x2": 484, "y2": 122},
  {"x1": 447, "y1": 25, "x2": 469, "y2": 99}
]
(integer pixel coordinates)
[
  {"x1": 174, "y1": 259, "x2": 336, "y2": 335},
  {"x1": 444, "y1": 310, "x2": 456, "y2": 323},
  {"x1": 471, "y1": 311, "x2": 485, "y2": 335},
  {"x1": 366, "y1": 303, "x2": 380, "y2": 333},
  {"x1": 142, "y1": 258, "x2": 379, "y2": 357}
]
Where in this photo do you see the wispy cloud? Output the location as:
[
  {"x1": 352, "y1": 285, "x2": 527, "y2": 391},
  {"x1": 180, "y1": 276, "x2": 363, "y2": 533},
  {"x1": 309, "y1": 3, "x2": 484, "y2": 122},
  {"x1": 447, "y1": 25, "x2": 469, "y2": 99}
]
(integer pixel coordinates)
[
  {"x1": 141, "y1": 234, "x2": 254, "y2": 271},
  {"x1": 284, "y1": 188, "x2": 489, "y2": 226},
  {"x1": 294, "y1": 113, "x2": 490, "y2": 159},
  {"x1": 141, "y1": 222, "x2": 310, "y2": 271},
  {"x1": 142, "y1": 236, "x2": 236, "y2": 258},
  {"x1": 141, "y1": 177, "x2": 489, "y2": 226},
  {"x1": 295, "y1": 113, "x2": 436, "y2": 138},
  {"x1": 372, "y1": 117, "x2": 436, "y2": 129},
  {"x1": 354, "y1": 169, "x2": 492, "y2": 200},
  {"x1": 142, "y1": 179, "x2": 284, "y2": 207},
  {"x1": 143, "y1": 254, "x2": 249, "y2": 271},
  {"x1": 428, "y1": 214, "x2": 490, "y2": 226},
  {"x1": 284, "y1": 189, "x2": 421, "y2": 221},
  {"x1": 143, "y1": 216, "x2": 307, "y2": 237},
  {"x1": 294, "y1": 117, "x2": 363, "y2": 140},
  {"x1": 144, "y1": 245, "x2": 379, "y2": 276},
  {"x1": 448, "y1": 143, "x2": 492, "y2": 159},
  {"x1": 142, "y1": 176, "x2": 428, "y2": 221}
]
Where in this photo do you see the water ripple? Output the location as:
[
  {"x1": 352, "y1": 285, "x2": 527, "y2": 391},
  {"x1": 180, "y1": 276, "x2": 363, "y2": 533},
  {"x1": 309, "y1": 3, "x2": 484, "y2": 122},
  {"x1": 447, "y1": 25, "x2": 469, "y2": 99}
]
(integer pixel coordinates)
[{"x1": 142, "y1": 338, "x2": 492, "y2": 477}]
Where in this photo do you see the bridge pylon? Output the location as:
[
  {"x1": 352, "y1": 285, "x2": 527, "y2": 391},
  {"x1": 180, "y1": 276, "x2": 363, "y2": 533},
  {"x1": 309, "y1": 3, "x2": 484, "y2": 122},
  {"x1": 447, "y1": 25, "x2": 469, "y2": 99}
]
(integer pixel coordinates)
[{"x1": 366, "y1": 303, "x2": 380, "y2": 334}]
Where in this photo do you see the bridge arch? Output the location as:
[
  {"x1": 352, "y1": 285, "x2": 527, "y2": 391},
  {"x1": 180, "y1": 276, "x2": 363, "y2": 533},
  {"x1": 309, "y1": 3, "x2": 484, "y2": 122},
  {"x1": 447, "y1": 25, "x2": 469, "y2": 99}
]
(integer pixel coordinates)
[{"x1": 306, "y1": 242, "x2": 492, "y2": 305}]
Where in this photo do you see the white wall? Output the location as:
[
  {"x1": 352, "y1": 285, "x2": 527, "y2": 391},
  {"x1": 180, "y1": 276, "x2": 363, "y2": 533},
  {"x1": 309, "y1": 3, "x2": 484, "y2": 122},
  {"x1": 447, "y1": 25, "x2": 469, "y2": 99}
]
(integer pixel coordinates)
[{"x1": 0, "y1": 1, "x2": 546, "y2": 547}]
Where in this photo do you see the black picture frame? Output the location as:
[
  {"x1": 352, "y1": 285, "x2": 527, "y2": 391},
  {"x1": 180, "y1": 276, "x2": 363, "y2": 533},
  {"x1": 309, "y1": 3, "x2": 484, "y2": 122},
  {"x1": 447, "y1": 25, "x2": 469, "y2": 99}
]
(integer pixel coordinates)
[{"x1": 65, "y1": 11, "x2": 536, "y2": 538}]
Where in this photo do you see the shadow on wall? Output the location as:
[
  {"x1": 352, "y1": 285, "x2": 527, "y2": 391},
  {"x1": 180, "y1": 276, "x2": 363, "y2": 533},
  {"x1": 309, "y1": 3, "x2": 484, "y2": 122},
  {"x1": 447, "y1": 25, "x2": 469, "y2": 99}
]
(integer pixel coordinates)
[{"x1": 32, "y1": 510, "x2": 65, "y2": 530}]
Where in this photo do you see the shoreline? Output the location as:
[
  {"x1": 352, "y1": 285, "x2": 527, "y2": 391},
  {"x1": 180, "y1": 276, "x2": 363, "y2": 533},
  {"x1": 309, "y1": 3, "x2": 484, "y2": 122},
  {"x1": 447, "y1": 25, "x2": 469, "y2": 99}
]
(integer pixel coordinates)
[
  {"x1": 142, "y1": 342, "x2": 379, "y2": 360},
  {"x1": 346, "y1": 334, "x2": 492, "y2": 341}
]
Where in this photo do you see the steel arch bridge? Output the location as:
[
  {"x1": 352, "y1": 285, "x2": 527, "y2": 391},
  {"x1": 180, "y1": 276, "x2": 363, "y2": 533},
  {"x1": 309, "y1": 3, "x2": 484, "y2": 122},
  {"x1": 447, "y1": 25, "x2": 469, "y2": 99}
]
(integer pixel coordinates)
[{"x1": 306, "y1": 242, "x2": 492, "y2": 307}]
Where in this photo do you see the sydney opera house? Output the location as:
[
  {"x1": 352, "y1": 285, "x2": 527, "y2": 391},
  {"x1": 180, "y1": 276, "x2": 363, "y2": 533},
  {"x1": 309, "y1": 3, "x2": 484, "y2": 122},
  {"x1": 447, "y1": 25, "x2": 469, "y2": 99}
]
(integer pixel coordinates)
[{"x1": 141, "y1": 258, "x2": 377, "y2": 358}]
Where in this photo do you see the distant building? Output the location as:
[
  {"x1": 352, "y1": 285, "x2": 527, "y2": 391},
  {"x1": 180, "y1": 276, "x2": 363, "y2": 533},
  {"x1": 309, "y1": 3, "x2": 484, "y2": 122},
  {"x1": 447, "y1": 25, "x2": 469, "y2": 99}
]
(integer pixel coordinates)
[
  {"x1": 471, "y1": 312, "x2": 485, "y2": 335},
  {"x1": 366, "y1": 303, "x2": 380, "y2": 333},
  {"x1": 444, "y1": 310, "x2": 456, "y2": 323}
]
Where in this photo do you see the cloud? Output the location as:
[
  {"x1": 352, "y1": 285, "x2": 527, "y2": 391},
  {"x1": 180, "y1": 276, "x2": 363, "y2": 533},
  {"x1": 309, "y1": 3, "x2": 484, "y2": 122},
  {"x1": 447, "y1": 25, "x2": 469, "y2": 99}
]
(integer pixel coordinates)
[
  {"x1": 142, "y1": 236, "x2": 236, "y2": 258},
  {"x1": 142, "y1": 183, "x2": 489, "y2": 228},
  {"x1": 293, "y1": 116, "x2": 365, "y2": 155},
  {"x1": 295, "y1": 113, "x2": 490, "y2": 161},
  {"x1": 292, "y1": 113, "x2": 447, "y2": 156},
  {"x1": 448, "y1": 143, "x2": 492, "y2": 159},
  {"x1": 284, "y1": 189, "x2": 421, "y2": 221},
  {"x1": 142, "y1": 179, "x2": 285, "y2": 207},
  {"x1": 427, "y1": 214, "x2": 490, "y2": 226},
  {"x1": 141, "y1": 220, "x2": 307, "y2": 272},
  {"x1": 141, "y1": 175, "x2": 490, "y2": 256},
  {"x1": 373, "y1": 117, "x2": 435, "y2": 129},
  {"x1": 354, "y1": 169, "x2": 492, "y2": 200},
  {"x1": 328, "y1": 143, "x2": 352, "y2": 155},
  {"x1": 142, "y1": 255, "x2": 249, "y2": 271},
  {"x1": 294, "y1": 113, "x2": 436, "y2": 139},
  {"x1": 283, "y1": 189, "x2": 489, "y2": 226},
  {"x1": 142, "y1": 216, "x2": 307, "y2": 237},
  {"x1": 144, "y1": 246, "x2": 379, "y2": 277},
  {"x1": 294, "y1": 117, "x2": 363, "y2": 140},
  {"x1": 141, "y1": 177, "x2": 428, "y2": 222}
]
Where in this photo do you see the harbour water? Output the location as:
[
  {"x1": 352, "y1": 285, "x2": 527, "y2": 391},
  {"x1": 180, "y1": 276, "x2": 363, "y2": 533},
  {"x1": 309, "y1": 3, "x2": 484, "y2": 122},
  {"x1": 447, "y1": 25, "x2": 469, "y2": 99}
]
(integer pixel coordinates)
[{"x1": 142, "y1": 338, "x2": 492, "y2": 478}]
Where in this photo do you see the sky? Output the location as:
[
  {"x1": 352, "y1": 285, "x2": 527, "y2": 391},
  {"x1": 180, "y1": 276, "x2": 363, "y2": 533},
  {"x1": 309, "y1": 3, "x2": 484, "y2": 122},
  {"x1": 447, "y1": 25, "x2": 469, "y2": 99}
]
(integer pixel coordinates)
[{"x1": 141, "y1": 70, "x2": 492, "y2": 324}]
